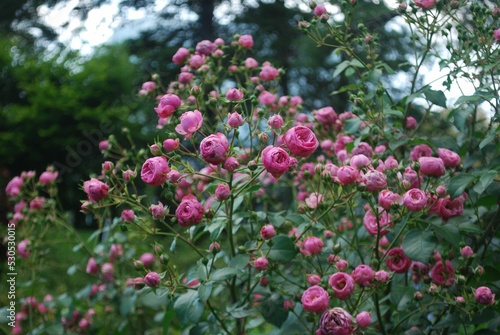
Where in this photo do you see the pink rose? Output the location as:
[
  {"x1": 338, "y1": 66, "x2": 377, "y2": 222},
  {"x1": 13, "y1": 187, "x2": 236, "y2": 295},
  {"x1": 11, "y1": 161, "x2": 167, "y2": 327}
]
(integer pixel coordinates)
[
  {"x1": 6, "y1": 176, "x2": 23, "y2": 197},
  {"x1": 375, "y1": 270, "x2": 391, "y2": 283},
  {"x1": 419, "y1": 156, "x2": 445, "y2": 177},
  {"x1": 17, "y1": 239, "x2": 30, "y2": 259},
  {"x1": 155, "y1": 94, "x2": 181, "y2": 118},
  {"x1": 437, "y1": 148, "x2": 460, "y2": 168},
  {"x1": 163, "y1": 138, "x2": 180, "y2": 151},
  {"x1": 284, "y1": 126, "x2": 318, "y2": 157},
  {"x1": 431, "y1": 194, "x2": 466, "y2": 221},
  {"x1": 172, "y1": 47, "x2": 190, "y2": 65},
  {"x1": 363, "y1": 209, "x2": 393, "y2": 236},
  {"x1": 313, "y1": 5, "x2": 327, "y2": 17},
  {"x1": 188, "y1": 54, "x2": 205, "y2": 69},
  {"x1": 328, "y1": 272, "x2": 355, "y2": 300},
  {"x1": 305, "y1": 192, "x2": 324, "y2": 209},
  {"x1": 227, "y1": 112, "x2": 244, "y2": 128},
  {"x1": 121, "y1": 209, "x2": 135, "y2": 222},
  {"x1": 414, "y1": 0, "x2": 435, "y2": 9},
  {"x1": 244, "y1": 57, "x2": 259, "y2": 68},
  {"x1": 178, "y1": 72, "x2": 194, "y2": 84},
  {"x1": 86, "y1": 257, "x2": 99, "y2": 275},
  {"x1": 475, "y1": 286, "x2": 495, "y2": 305},
  {"x1": 301, "y1": 236, "x2": 324, "y2": 255},
  {"x1": 410, "y1": 144, "x2": 433, "y2": 161},
  {"x1": 226, "y1": 88, "x2": 244, "y2": 101},
  {"x1": 175, "y1": 194, "x2": 204, "y2": 227},
  {"x1": 405, "y1": 116, "x2": 417, "y2": 129},
  {"x1": 403, "y1": 188, "x2": 428, "y2": 212},
  {"x1": 200, "y1": 132, "x2": 229, "y2": 165},
  {"x1": 307, "y1": 274, "x2": 322, "y2": 286},
  {"x1": 262, "y1": 146, "x2": 291, "y2": 178},
  {"x1": 350, "y1": 154, "x2": 370, "y2": 169},
  {"x1": 254, "y1": 257, "x2": 269, "y2": 271},
  {"x1": 268, "y1": 114, "x2": 284, "y2": 129},
  {"x1": 301, "y1": 285, "x2": 330, "y2": 313},
  {"x1": 215, "y1": 183, "x2": 230, "y2": 201},
  {"x1": 258, "y1": 90, "x2": 277, "y2": 106},
  {"x1": 385, "y1": 247, "x2": 412, "y2": 273},
  {"x1": 238, "y1": 34, "x2": 254, "y2": 49},
  {"x1": 260, "y1": 224, "x2": 276, "y2": 240},
  {"x1": 144, "y1": 272, "x2": 161, "y2": 288},
  {"x1": 223, "y1": 157, "x2": 240, "y2": 172},
  {"x1": 378, "y1": 189, "x2": 402, "y2": 210},
  {"x1": 195, "y1": 40, "x2": 216, "y2": 56},
  {"x1": 319, "y1": 308, "x2": 353, "y2": 335},
  {"x1": 141, "y1": 156, "x2": 169, "y2": 186},
  {"x1": 337, "y1": 166, "x2": 359, "y2": 185},
  {"x1": 356, "y1": 311, "x2": 371, "y2": 328},
  {"x1": 140, "y1": 252, "x2": 156, "y2": 269},
  {"x1": 39, "y1": 170, "x2": 58, "y2": 184},
  {"x1": 314, "y1": 106, "x2": 337, "y2": 125},
  {"x1": 259, "y1": 65, "x2": 280, "y2": 81},
  {"x1": 430, "y1": 260, "x2": 455, "y2": 287},
  {"x1": 361, "y1": 169, "x2": 387, "y2": 192},
  {"x1": 175, "y1": 110, "x2": 203, "y2": 139},
  {"x1": 83, "y1": 178, "x2": 109, "y2": 202},
  {"x1": 460, "y1": 246, "x2": 474, "y2": 258},
  {"x1": 352, "y1": 264, "x2": 375, "y2": 287}
]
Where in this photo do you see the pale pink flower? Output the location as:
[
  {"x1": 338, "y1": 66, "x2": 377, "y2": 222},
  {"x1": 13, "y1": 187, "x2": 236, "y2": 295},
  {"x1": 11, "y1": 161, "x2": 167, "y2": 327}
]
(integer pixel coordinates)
[{"x1": 175, "y1": 110, "x2": 203, "y2": 139}]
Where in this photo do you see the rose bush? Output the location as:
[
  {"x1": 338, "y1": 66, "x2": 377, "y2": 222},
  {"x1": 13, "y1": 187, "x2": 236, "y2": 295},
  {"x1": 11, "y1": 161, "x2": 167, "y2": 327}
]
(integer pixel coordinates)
[{"x1": 2, "y1": 1, "x2": 500, "y2": 334}]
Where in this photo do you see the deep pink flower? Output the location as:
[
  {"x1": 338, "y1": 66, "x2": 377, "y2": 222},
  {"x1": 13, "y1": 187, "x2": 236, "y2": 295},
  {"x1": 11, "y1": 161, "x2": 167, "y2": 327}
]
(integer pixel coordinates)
[
  {"x1": 362, "y1": 169, "x2": 387, "y2": 191},
  {"x1": 431, "y1": 194, "x2": 466, "y2": 221},
  {"x1": 195, "y1": 40, "x2": 216, "y2": 55},
  {"x1": 419, "y1": 156, "x2": 445, "y2": 177},
  {"x1": 328, "y1": 272, "x2": 355, "y2": 300},
  {"x1": 302, "y1": 236, "x2": 324, "y2": 255},
  {"x1": 378, "y1": 189, "x2": 402, "y2": 210},
  {"x1": 226, "y1": 88, "x2": 244, "y2": 101},
  {"x1": 385, "y1": 247, "x2": 412, "y2": 273},
  {"x1": 337, "y1": 166, "x2": 359, "y2": 185},
  {"x1": 238, "y1": 34, "x2": 254, "y2": 49},
  {"x1": 86, "y1": 257, "x2": 99, "y2": 275},
  {"x1": 260, "y1": 224, "x2": 276, "y2": 240},
  {"x1": 140, "y1": 252, "x2": 156, "y2": 269},
  {"x1": 437, "y1": 148, "x2": 460, "y2": 168},
  {"x1": 258, "y1": 90, "x2": 277, "y2": 106},
  {"x1": 141, "y1": 156, "x2": 169, "y2": 186},
  {"x1": 244, "y1": 57, "x2": 259, "y2": 68},
  {"x1": 414, "y1": 0, "x2": 435, "y2": 9},
  {"x1": 375, "y1": 270, "x2": 391, "y2": 283},
  {"x1": 144, "y1": 272, "x2": 161, "y2": 287},
  {"x1": 430, "y1": 260, "x2": 455, "y2": 287},
  {"x1": 259, "y1": 65, "x2": 280, "y2": 81},
  {"x1": 121, "y1": 209, "x2": 135, "y2": 222},
  {"x1": 461, "y1": 246, "x2": 474, "y2": 259},
  {"x1": 350, "y1": 154, "x2": 370, "y2": 169},
  {"x1": 163, "y1": 138, "x2": 180, "y2": 151},
  {"x1": 352, "y1": 264, "x2": 375, "y2": 287},
  {"x1": 301, "y1": 285, "x2": 330, "y2": 313},
  {"x1": 307, "y1": 274, "x2": 322, "y2": 286},
  {"x1": 363, "y1": 209, "x2": 393, "y2": 236},
  {"x1": 215, "y1": 183, "x2": 230, "y2": 201},
  {"x1": 17, "y1": 239, "x2": 30, "y2": 259},
  {"x1": 39, "y1": 170, "x2": 58, "y2": 184},
  {"x1": 356, "y1": 311, "x2": 371, "y2": 328},
  {"x1": 175, "y1": 194, "x2": 204, "y2": 227},
  {"x1": 403, "y1": 188, "x2": 428, "y2": 212},
  {"x1": 494, "y1": 29, "x2": 500, "y2": 42},
  {"x1": 178, "y1": 72, "x2": 194, "y2": 84},
  {"x1": 268, "y1": 114, "x2": 284, "y2": 129},
  {"x1": 175, "y1": 110, "x2": 203, "y2": 139},
  {"x1": 410, "y1": 144, "x2": 433, "y2": 161},
  {"x1": 318, "y1": 308, "x2": 353, "y2": 335},
  {"x1": 475, "y1": 286, "x2": 495, "y2": 305},
  {"x1": 188, "y1": 54, "x2": 205, "y2": 69},
  {"x1": 284, "y1": 126, "x2": 319, "y2": 157},
  {"x1": 254, "y1": 257, "x2": 269, "y2": 271},
  {"x1": 314, "y1": 106, "x2": 337, "y2": 125},
  {"x1": 83, "y1": 178, "x2": 109, "y2": 202},
  {"x1": 262, "y1": 146, "x2": 291, "y2": 178},
  {"x1": 227, "y1": 112, "x2": 244, "y2": 128},
  {"x1": 223, "y1": 157, "x2": 240, "y2": 172},
  {"x1": 6, "y1": 176, "x2": 23, "y2": 197},
  {"x1": 172, "y1": 47, "x2": 190, "y2": 65},
  {"x1": 405, "y1": 116, "x2": 417, "y2": 129},
  {"x1": 200, "y1": 132, "x2": 229, "y2": 165},
  {"x1": 155, "y1": 94, "x2": 182, "y2": 118}
]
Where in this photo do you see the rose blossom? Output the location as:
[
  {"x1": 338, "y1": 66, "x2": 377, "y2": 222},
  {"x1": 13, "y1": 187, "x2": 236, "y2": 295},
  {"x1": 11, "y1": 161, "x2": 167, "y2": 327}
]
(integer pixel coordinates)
[
  {"x1": 431, "y1": 194, "x2": 466, "y2": 221},
  {"x1": 175, "y1": 110, "x2": 203, "y2": 139},
  {"x1": 363, "y1": 209, "x2": 393, "y2": 236},
  {"x1": 301, "y1": 285, "x2": 330, "y2": 313},
  {"x1": 244, "y1": 57, "x2": 259, "y2": 68},
  {"x1": 5, "y1": 176, "x2": 23, "y2": 197},
  {"x1": 314, "y1": 106, "x2": 337, "y2": 126},
  {"x1": 301, "y1": 236, "x2": 324, "y2": 255},
  {"x1": 362, "y1": 169, "x2": 387, "y2": 191},
  {"x1": 215, "y1": 183, "x2": 230, "y2": 201},
  {"x1": 238, "y1": 34, "x2": 254, "y2": 48},
  {"x1": 224, "y1": 157, "x2": 240, "y2": 172},
  {"x1": 375, "y1": 270, "x2": 391, "y2": 283},
  {"x1": 475, "y1": 286, "x2": 495, "y2": 305},
  {"x1": 352, "y1": 264, "x2": 375, "y2": 287},
  {"x1": 378, "y1": 189, "x2": 402, "y2": 210},
  {"x1": 175, "y1": 194, "x2": 204, "y2": 227},
  {"x1": 200, "y1": 132, "x2": 229, "y2": 165},
  {"x1": 268, "y1": 114, "x2": 284, "y2": 129},
  {"x1": 39, "y1": 170, "x2": 58, "y2": 184},
  {"x1": 356, "y1": 311, "x2": 371, "y2": 328},
  {"x1": 430, "y1": 260, "x2": 455, "y2": 287},
  {"x1": 414, "y1": 0, "x2": 435, "y2": 9},
  {"x1": 172, "y1": 47, "x2": 190, "y2": 65},
  {"x1": 144, "y1": 272, "x2": 161, "y2": 288},
  {"x1": 494, "y1": 28, "x2": 500, "y2": 42},
  {"x1": 419, "y1": 156, "x2": 445, "y2": 177},
  {"x1": 140, "y1": 252, "x2": 156, "y2": 269},
  {"x1": 227, "y1": 112, "x2": 244, "y2": 128},
  {"x1": 141, "y1": 156, "x2": 169, "y2": 186},
  {"x1": 258, "y1": 90, "x2": 277, "y2": 106},
  {"x1": 350, "y1": 154, "x2": 370, "y2": 169},
  {"x1": 284, "y1": 126, "x2": 319, "y2": 157},
  {"x1": 410, "y1": 144, "x2": 433, "y2": 161},
  {"x1": 163, "y1": 139, "x2": 180, "y2": 151},
  {"x1": 318, "y1": 308, "x2": 353, "y2": 335},
  {"x1": 403, "y1": 188, "x2": 428, "y2": 212},
  {"x1": 307, "y1": 274, "x2": 322, "y2": 286},
  {"x1": 86, "y1": 257, "x2": 99, "y2": 275},
  {"x1": 437, "y1": 148, "x2": 460, "y2": 168},
  {"x1": 226, "y1": 88, "x2": 244, "y2": 101},
  {"x1": 328, "y1": 272, "x2": 355, "y2": 300},
  {"x1": 17, "y1": 239, "x2": 30, "y2": 259},
  {"x1": 260, "y1": 224, "x2": 275, "y2": 240},
  {"x1": 155, "y1": 94, "x2": 181, "y2": 118},
  {"x1": 83, "y1": 178, "x2": 109, "y2": 202},
  {"x1": 385, "y1": 247, "x2": 412, "y2": 273},
  {"x1": 405, "y1": 116, "x2": 417, "y2": 129},
  {"x1": 121, "y1": 209, "x2": 135, "y2": 222},
  {"x1": 259, "y1": 64, "x2": 280, "y2": 81},
  {"x1": 460, "y1": 246, "x2": 474, "y2": 258},
  {"x1": 262, "y1": 146, "x2": 291, "y2": 178},
  {"x1": 337, "y1": 166, "x2": 359, "y2": 185},
  {"x1": 254, "y1": 257, "x2": 269, "y2": 271}
]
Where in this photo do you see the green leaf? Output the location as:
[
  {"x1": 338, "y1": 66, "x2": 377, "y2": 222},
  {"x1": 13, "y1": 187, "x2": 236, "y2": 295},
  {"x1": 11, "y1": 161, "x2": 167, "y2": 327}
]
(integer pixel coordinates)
[
  {"x1": 210, "y1": 268, "x2": 242, "y2": 282},
  {"x1": 431, "y1": 223, "x2": 460, "y2": 245},
  {"x1": 389, "y1": 137, "x2": 409, "y2": 151},
  {"x1": 473, "y1": 170, "x2": 497, "y2": 195},
  {"x1": 402, "y1": 229, "x2": 437, "y2": 263},
  {"x1": 424, "y1": 88, "x2": 447, "y2": 108},
  {"x1": 162, "y1": 307, "x2": 175, "y2": 334},
  {"x1": 229, "y1": 254, "x2": 250, "y2": 269},
  {"x1": 333, "y1": 60, "x2": 351, "y2": 77},
  {"x1": 447, "y1": 173, "x2": 476, "y2": 198},
  {"x1": 344, "y1": 117, "x2": 361, "y2": 135},
  {"x1": 261, "y1": 236, "x2": 297, "y2": 262},
  {"x1": 67, "y1": 264, "x2": 78, "y2": 276},
  {"x1": 198, "y1": 283, "x2": 212, "y2": 302},
  {"x1": 390, "y1": 286, "x2": 416, "y2": 310},
  {"x1": 259, "y1": 294, "x2": 288, "y2": 328},
  {"x1": 479, "y1": 133, "x2": 495, "y2": 149},
  {"x1": 458, "y1": 222, "x2": 482, "y2": 234},
  {"x1": 454, "y1": 95, "x2": 482, "y2": 106},
  {"x1": 174, "y1": 290, "x2": 204, "y2": 326}
]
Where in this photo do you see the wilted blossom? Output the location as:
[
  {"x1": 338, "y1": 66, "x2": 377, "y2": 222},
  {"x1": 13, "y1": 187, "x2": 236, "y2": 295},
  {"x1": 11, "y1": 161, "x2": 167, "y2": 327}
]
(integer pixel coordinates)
[{"x1": 318, "y1": 307, "x2": 353, "y2": 335}]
